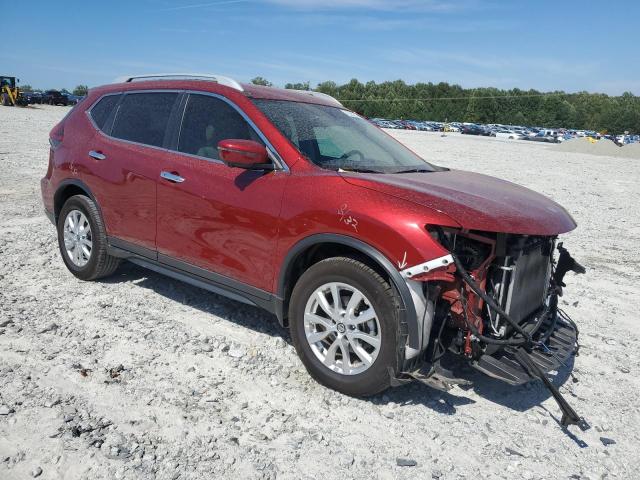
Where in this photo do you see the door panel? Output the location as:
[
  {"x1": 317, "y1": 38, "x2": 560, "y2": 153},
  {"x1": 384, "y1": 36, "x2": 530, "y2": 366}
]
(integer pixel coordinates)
[
  {"x1": 86, "y1": 133, "x2": 161, "y2": 250},
  {"x1": 84, "y1": 91, "x2": 180, "y2": 251},
  {"x1": 156, "y1": 92, "x2": 286, "y2": 292},
  {"x1": 156, "y1": 154, "x2": 286, "y2": 292}
]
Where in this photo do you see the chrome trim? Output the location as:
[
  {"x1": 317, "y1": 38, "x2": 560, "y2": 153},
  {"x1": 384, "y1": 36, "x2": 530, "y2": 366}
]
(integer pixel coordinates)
[
  {"x1": 88, "y1": 150, "x2": 106, "y2": 161},
  {"x1": 85, "y1": 92, "x2": 123, "y2": 134},
  {"x1": 400, "y1": 254, "x2": 454, "y2": 278},
  {"x1": 160, "y1": 171, "x2": 185, "y2": 183},
  {"x1": 115, "y1": 73, "x2": 244, "y2": 92},
  {"x1": 84, "y1": 89, "x2": 289, "y2": 173},
  {"x1": 181, "y1": 91, "x2": 289, "y2": 172},
  {"x1": 87, "y1": 90, "x2": 190, "y2": 156}
]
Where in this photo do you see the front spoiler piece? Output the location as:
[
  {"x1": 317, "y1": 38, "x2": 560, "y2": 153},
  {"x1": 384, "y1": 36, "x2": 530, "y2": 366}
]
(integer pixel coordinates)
[{"x1": 470, "y1": 306, "x2": 577, "y2": 385}]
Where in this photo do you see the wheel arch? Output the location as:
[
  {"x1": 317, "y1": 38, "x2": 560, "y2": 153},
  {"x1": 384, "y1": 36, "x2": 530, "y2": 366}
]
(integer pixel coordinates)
[
  {"x1": 277, "y1": 233, "x2": 420, "y2": 350},
  {"x1": 53, "y1": 179, "x2": 99, "y2": 224}
]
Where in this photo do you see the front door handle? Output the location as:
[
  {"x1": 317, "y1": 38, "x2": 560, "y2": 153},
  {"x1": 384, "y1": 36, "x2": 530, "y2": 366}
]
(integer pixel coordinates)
[
  {"x1": 160, "y1": 171, "x2": 185, "y2": 183},
  {"x1": 88, "y1": 150, "x2": 106, "y2": 161}
]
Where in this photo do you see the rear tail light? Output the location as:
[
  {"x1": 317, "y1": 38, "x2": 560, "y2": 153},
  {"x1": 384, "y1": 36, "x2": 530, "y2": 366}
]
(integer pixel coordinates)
[
  {"x1": 45, "y1": 149, "x2": 54, "y2": 178},
  {"x1": 49, "y1": 121, "x2": 65, "y2": 149}
]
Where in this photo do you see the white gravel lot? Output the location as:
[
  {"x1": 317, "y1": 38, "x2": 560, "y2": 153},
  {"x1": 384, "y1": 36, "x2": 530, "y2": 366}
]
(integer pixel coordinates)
[{"x1": 1, "y1": 105, "x2": 639, "y2": 480}]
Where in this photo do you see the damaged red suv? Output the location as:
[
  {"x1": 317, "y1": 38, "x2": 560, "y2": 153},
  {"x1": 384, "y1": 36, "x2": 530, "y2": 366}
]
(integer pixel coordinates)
[{"x1": 41, "y1": 74, "x2": 588, "y2": 428}]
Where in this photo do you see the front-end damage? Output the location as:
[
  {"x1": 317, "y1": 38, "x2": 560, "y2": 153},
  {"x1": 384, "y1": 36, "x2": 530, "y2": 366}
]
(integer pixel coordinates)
[{"x1": 398, "y1": 227, "x2": 589, "y2": 430}]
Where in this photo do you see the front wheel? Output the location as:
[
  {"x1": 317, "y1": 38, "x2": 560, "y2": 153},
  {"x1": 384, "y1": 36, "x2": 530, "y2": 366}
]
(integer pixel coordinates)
[{"x1": 289, "y1": 257, "x2": 405, "y2": 396}]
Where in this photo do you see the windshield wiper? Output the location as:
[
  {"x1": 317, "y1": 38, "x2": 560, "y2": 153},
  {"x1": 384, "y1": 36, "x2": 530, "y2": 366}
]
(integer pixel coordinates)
[
  {"x1": 337, "y1": 167, "x2": 384, "y2": 174},
  {"x1": 393, "y1": 167, "x2": 433, "y2": 174}
]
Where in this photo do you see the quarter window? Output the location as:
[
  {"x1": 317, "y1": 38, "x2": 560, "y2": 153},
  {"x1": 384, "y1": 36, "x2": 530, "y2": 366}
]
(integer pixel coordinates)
[
  {"x1": 177, "y1": 94, "x2": 263, "y2": 160},
  {"x1": 89, "y1": 94, "x2": 120, "y2": 132},
  {"x1": 111, "y1": 92, "x2": 179, "y2": 148}
]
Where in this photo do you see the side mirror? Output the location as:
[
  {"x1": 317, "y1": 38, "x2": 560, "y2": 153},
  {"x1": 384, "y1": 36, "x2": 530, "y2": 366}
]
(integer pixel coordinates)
[{"x1": 217, "y1": 139, "x2": 272, "y2": 170}]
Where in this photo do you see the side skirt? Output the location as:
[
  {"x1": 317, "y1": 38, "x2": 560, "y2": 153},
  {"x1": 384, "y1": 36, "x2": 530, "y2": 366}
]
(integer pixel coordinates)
[{"x1": 107, "y1": 237, "x2": 283, "y2": 318}]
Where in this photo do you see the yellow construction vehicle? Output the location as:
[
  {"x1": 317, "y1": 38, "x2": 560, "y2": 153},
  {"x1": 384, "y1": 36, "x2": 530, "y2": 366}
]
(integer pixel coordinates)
[{"x1": 1, "y1": 75, "x2": 27, "y2": 106}]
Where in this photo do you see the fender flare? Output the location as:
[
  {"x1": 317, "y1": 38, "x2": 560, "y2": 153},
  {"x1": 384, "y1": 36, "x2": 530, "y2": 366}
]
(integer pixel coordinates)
[
  {"x1": 53, "y1": 178, "x2": 101, "y2": 222},
  {"x1": 277, "y1": 233, "x2": 421, "y2": 350}
]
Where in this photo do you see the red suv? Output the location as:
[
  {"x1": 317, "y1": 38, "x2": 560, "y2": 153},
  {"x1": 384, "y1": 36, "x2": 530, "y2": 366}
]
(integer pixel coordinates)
[{"x1": 41, "y1": 74, "x2": 588, "y2": 427}]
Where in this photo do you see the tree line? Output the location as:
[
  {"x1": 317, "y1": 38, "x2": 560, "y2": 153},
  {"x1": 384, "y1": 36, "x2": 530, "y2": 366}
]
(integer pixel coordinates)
[{"x1": 251, "y1": 77, "x2": 640, "y2": 134}]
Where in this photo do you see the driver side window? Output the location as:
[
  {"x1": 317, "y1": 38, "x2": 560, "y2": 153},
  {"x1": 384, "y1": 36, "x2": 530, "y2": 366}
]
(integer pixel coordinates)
[{"x1": 177, "y1": 94, "x2": 263, "y2": 160}]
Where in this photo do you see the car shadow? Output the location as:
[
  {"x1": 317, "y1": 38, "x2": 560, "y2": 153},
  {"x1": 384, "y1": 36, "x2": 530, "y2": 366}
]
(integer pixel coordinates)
[
  {"x1": 100, "y1": 262, "x2": 578, "y2": 419},
  {"x1": 100, "y1": 262, "x2": 285, "y2": 338}
]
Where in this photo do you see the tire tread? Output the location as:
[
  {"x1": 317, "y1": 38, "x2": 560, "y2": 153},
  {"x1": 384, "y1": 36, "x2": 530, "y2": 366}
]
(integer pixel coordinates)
[
  {"x1": 58, "y1": 195, "x2": 120, "y2": 280},
  {"x1": 289, "y1": 256, "x2": 406, "y2": 396}
]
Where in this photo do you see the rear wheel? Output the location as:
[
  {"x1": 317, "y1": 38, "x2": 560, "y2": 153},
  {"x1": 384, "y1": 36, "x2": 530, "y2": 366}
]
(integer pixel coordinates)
[
  {"x1": 289, "y1": 257, "x2": 404, "y2": 396},
  {"x1": 57, "y1": 195, "x2": 120, "y2": 280}
]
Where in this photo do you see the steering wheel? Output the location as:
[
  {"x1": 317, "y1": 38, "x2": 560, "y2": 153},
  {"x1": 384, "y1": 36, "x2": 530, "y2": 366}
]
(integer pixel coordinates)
[{"x1": 340, "y1": 149, "x2": 365, "y2": 161}]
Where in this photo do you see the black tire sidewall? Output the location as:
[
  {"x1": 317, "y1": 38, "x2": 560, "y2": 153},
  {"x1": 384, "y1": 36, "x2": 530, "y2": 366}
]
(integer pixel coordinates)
[
  {"x1": 289, "y1": 258, "x2": 400, "y2": 396},
  {"x1": 57, "y1": 195, "x2": 105, "y2": 280}
]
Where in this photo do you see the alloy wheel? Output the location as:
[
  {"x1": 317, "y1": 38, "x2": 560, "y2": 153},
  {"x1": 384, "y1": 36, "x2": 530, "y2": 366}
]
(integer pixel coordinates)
[
  {"x1": 63, "y1": 209, "x2": 92, "y2": 267},
  {"x1": 303, "y1": 282, "x2": 381, "y2": 375}
]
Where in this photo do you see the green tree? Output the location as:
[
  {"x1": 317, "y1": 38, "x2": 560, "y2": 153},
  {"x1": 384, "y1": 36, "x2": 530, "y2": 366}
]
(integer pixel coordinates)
[
  {"x1": 73, "y1": 85, "x2": 89, "y2": 96},
  {"x1": 250, "y1": 77, "x2": 272, "y2": 87},
  {"x1": 285, "y1": 81, "x2": 310, "y2": 90},
  {"x1": 279, "y1": 78, "x2": 640, "y2": 133}
]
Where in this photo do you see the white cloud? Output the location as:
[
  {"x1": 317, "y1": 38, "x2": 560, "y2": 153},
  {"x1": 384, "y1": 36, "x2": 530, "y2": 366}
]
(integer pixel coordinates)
[
  {"x1": 155, "y1": 0, "x2": 465, "y2": 12},
  {"x1": 265, "y1": 0, "x2": 460, "y2": 11}
]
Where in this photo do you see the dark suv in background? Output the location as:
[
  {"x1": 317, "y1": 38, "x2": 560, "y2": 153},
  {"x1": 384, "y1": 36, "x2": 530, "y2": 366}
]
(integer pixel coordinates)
[{"x1": 42, "y1": 89, "x2": 68, "y2": 106}]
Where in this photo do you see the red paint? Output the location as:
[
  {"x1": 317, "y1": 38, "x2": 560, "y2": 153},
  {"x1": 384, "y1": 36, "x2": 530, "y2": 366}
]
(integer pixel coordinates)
[
  {"x1": 41, "y1": 79, "x2": 578, "y2": 296},
  {"x1": 217, "y1": 139, "x2": 268, "y2": 167},
  {"x1": 340, "y1": 170, "x2": 576, "y2": 235}
]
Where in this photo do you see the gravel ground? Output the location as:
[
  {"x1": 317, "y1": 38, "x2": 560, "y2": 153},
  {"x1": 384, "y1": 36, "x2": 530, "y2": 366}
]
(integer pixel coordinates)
[{"x1": 1, "y1": 105, "x2": 639, "y2": 480}]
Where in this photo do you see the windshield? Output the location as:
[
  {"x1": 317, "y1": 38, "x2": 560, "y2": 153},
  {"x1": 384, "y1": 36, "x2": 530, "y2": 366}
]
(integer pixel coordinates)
[{"x1": 253, "y1": 99, "x2": 437, "y2": 173}]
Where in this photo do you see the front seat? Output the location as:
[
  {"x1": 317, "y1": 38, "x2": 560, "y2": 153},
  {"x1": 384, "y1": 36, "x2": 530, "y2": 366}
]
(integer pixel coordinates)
[{"x1": 197, "y1": 125, "x2": 217, "y2": 159}]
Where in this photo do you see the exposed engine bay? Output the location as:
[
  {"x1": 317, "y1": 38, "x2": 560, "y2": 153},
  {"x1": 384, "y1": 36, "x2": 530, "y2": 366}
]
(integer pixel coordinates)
[{"x1": 409, "y1": 227, "x2": 589, "y2": 430}]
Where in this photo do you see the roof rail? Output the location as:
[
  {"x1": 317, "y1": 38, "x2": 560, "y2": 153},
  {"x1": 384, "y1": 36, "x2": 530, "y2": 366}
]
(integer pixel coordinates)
[
  {"x1": 114, "y1": 73, "x2": 244, "y2": 92},
  {"x1": 290, "y1": 89, "x2": 343, "y2": 108}
]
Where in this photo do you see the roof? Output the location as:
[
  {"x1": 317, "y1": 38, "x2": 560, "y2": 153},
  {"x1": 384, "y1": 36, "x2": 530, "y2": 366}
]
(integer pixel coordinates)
[
  {"x1": 240, "y1": 83, "x2": 343, "y2": 108},
  {"x1": 93, "y1": 74, "x2": 343, "y2": 108}
]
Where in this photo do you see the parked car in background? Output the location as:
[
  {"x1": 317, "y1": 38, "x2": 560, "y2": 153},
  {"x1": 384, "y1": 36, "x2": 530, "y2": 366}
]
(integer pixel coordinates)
[
  {"x1": 523, "y1": 132, "x2": 560, "y2": 143},
  {"x1": 65, "y1": 94, "x2": 84, "y2": 105},
  {"x1": 42, "y1": 90, "x2": 68, "y2": 106},
  {"x1": 494, "y1": 129, "x2": 525, "y2": 140},
  {"x1": 20, "y1": 91, "x2": 42, "y2": 104},
  {"x1": 461, "y1": 125, "x2": 486, "y2": 135},
  {"x1": 354, "y1": 116, "x2": 635, "y2": 141},
  {"x1": 394, "y1": 120, "x2": 416, "y2": 130}
]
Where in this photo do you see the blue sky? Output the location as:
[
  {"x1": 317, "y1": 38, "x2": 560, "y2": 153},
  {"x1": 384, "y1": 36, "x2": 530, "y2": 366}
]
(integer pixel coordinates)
[{"x1": 3, "y1": 0, "x2": 638, "y2": 94}]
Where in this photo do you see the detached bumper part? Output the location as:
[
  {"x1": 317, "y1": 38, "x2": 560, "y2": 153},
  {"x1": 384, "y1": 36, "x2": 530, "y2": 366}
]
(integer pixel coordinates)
[
  {"x1": 470, "y1": 307, "x2": 576, "y2": 385},
  {"x1": 471, "y1": 307, "x2": 590, "y2": 431},
  {"x1": 512, "y1": 347, "x2": 590, "y2": 431}
]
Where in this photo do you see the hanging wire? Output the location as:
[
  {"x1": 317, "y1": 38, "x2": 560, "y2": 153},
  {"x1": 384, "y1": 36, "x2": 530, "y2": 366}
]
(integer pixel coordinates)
[{"x1": 337, "y1": 92, "x2": 570, "y2": 102}]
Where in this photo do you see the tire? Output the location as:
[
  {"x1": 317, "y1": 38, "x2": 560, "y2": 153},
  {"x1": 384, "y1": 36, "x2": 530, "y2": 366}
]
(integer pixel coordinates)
[
  {"x1": 57, "y1": 195, "x2": 120, "y2": 281},
  {"x1": 289, "y1": 257, "x2": 405, "y2": 396},
  {"x1": 2, "y1": 93, "x2": 11, "y2": 106}
]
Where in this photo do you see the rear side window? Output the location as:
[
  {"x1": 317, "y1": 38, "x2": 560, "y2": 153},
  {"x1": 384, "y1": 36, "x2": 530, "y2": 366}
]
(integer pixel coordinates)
[
  {"x1": 177, "y1": 94, "x2": 262, "y2": 160},
  {"x1": 89, "y1": 95, "x2": 120, "y2": 131},
  {"x1": 112, "y1": 92, "x2": 179, "y2": 148}
]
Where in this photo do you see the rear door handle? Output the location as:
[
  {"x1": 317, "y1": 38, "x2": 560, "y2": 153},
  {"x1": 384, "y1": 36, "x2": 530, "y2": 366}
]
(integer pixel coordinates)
[
  {"x1": 88, "y1": 150, "x2": 106, "y2": 161},
  {"x1": 160, "y1": 171, "x2": 185, "y2": 183}
]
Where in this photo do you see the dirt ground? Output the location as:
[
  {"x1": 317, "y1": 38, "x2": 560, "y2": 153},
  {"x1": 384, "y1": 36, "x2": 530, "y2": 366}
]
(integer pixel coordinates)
[{"x1": 1, "y1": 105, "x2": 639, "y2": 480}]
